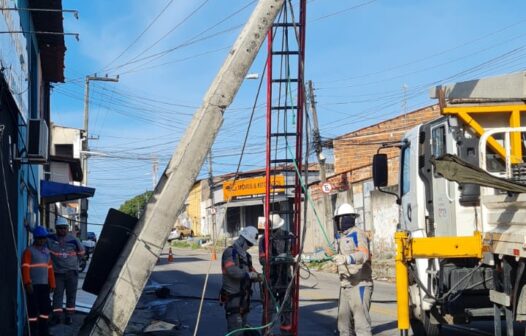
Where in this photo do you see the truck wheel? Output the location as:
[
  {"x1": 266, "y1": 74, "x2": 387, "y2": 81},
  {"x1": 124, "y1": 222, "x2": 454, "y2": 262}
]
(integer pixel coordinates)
[{"x1": 410, "y1": 312, "x2": 441, "y2": 336}]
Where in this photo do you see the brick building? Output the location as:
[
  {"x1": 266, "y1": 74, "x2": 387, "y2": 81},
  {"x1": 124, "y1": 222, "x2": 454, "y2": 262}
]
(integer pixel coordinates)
[{"x1": 304, "y1": 105, "x2": 441, "y2": 254}]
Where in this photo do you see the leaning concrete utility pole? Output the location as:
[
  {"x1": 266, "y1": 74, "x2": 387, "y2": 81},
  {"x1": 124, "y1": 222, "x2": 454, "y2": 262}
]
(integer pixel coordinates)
[{"x1": 80, "y1": 1, "x2": 285, "y2": 335}]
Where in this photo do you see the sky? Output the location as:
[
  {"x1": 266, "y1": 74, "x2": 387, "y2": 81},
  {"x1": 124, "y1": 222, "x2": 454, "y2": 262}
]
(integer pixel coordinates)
[{"x1": 51, "y1": 0, "x2": 526, "y2": 234}]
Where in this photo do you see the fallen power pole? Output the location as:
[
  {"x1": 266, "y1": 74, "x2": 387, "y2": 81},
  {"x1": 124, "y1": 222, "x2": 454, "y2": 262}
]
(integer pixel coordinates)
[{"x1": 80, "y1": 1, "x2": 286, "y2": 334}]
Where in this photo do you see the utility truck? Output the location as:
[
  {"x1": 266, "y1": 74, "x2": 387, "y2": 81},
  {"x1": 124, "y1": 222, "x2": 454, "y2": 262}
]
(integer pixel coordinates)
[{"x1": 372, "y1": 72, "x2": 526, "y2": 336}]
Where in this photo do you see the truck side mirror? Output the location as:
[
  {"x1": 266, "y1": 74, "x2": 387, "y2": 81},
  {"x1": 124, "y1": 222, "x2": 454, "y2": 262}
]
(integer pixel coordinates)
[{"x1": 372, "y1": 154, "x2": 388, "y2": 187}]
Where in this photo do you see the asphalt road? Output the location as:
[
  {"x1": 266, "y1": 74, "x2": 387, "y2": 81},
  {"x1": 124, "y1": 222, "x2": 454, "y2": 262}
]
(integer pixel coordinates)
[{"x1": 142, "y1": 247, "x2": 521, "y2": 336}]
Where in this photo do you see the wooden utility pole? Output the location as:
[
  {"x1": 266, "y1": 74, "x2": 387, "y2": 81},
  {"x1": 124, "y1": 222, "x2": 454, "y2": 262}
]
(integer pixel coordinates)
[
  {"x1": 307, "y1": 80, "x2": 333, "y2": 239},
  {"x1": 81, "y1": 75, "x2": 118, "y2": 240},
  {"x1": 80, "y1": 1, "x2": 286, "y2": 335}
]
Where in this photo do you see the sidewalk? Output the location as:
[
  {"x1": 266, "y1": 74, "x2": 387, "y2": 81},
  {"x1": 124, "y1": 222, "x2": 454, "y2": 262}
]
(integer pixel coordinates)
[{"x1": 49, "y1": 256, "x2": 181, "y2": 336}]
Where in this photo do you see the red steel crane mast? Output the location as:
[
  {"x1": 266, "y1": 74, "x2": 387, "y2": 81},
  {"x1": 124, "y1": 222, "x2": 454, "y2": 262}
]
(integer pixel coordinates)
[{"x1": 264, "y1": 1, "x2": 306, "y2": 335}]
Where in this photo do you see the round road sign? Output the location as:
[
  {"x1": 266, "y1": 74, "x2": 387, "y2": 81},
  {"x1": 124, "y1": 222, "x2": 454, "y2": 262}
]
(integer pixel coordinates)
[{"x1": 321, "y1": 182, "x2": 332, "y2": 194}]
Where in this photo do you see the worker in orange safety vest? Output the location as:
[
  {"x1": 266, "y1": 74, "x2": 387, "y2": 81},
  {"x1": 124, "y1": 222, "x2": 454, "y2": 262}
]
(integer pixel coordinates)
[{"x1": 22, "y1": 226, "x2": 56, "y2": 336}]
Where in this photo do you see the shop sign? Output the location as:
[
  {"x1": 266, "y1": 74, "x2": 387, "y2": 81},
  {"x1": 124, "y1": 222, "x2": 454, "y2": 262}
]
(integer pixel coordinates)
[{"x1": 223, "y1": 175, "x2": 285, "y2": 201}]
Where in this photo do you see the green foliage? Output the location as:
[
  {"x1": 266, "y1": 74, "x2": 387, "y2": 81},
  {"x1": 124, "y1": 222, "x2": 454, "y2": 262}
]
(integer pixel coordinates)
[
  {"x1": 171, "y1": 240, "x2": 201, "y2": 250},
  {"x1": 118, "y1": 191, "x2": 153, "y2": 218}
]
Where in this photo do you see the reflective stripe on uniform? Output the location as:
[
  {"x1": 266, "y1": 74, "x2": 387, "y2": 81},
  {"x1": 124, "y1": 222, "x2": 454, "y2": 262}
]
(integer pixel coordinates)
[
  {"x1": 50, "y1": 251, "x2": 78, "y2": 257},
  {"x1": 356, "y1": 246, "x2": 369, "y2": 256},
  {"x1": 347, "y1": 231, "x2": 358, "y2": 247},
  {"x1": 24, "y1": 263, "x2": 49, "y2": 268}
]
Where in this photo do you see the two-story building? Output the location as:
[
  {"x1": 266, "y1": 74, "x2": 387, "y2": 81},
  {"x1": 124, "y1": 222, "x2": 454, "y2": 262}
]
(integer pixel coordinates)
[{"x1": 0, "y1": 1, "x2": 68, "y2": 333}]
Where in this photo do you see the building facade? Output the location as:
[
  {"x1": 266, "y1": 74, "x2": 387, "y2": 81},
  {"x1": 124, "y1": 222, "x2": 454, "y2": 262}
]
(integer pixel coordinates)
[
  {"x1": 304, "y1": 105, "x2": 441, "y2": 254},
  {"x1": 179, "y1": 168, "x2": 318, "y2": 241},
  {"x1": 0, "y1": 1, "x2": 66, "y2": 334},
  {"x1": 43, "y1": 124, "x2": 93, "y2": 234}
]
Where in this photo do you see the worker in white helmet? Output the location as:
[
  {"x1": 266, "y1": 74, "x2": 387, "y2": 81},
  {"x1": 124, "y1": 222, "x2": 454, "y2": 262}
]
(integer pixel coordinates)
[
  {"x1": 329, "y1": 203, "x2": 373, "y2": 336},
  {"x1": 258, "y1": 213, "x2": 294, "y2": 335},
  {"x1": 220, "y1": 226, "x2": 262, "y2": 334}
]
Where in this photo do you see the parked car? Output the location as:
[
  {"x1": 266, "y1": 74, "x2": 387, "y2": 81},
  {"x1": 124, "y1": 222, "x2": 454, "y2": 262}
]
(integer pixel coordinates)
[{"x1": 167, "y1": 225, "x2": 194, "y2": 241}]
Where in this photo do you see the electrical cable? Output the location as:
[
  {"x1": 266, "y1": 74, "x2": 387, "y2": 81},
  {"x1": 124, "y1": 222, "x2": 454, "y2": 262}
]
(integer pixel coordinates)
[
  {"x1": 105, "y1": 6, "x2": 250, "y2": 76},
  {"x1": 230, "y1": 53, "x2": 267, "y2": 184},
  {"x1": 101, "y1": 0, "x2": 178, "y2": 71},
  {"x1": 120, "y1": 0, "x2": 211, "y2": 68},
  {"x1": 317, "y1": 17, "x2": 526, "y2": 85},
  {"x1": 192, "y1": 256, "x2": 213, "y2": 336},
  {"x1": 311, "y1": 0, "x2": 377, "y2": 22}
]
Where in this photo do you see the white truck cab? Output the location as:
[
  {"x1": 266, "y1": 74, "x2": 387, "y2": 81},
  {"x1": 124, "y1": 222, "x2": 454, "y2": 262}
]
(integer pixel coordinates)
[{"x1": 373, "y1": 72, "x2": 526, "y2": 335}]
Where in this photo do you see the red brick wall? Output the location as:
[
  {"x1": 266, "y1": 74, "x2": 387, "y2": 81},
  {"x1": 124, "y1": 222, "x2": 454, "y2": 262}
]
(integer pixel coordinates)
[{"x1": 333, "y1": 105, "x2": 440, "y2": 178}]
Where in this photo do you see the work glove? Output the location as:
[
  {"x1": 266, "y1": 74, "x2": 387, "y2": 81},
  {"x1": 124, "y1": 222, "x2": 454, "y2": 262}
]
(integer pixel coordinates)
[
  {"x1": 50, "y1": 287, "x2": 55, "y2": 294},
  {"x1": 333, "y1": 254, "x2": 356, "y2": 266},
  {"x1": 249, "y1": 271, "x2": 262, "y2": 282},
  {"x1": 324, "y1": 247, "x2": 335, "y2": 257},
  {"x1": 25, "y1": 283, "x2": 33, "y2": 295}
]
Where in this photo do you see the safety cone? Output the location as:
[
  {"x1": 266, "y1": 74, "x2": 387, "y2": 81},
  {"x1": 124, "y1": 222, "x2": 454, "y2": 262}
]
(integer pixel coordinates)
[
  {"x1": 211, "y1": 247, "x2": 217, "y2": 261},
  {"x1": 168, "y1": 247, "x2": 174, "y2": 263}
]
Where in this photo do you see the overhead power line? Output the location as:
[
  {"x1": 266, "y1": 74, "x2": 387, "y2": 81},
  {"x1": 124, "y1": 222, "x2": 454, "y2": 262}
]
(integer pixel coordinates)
[
  {"x1": 102, "y1": 0, "x2": 178, "y2": 71},
  {"x1": 312, "y1": 0, "x2": 377, "y2": 22},
  {"x1": 123, "y1": 0, "x2": 211, "y2": 66},
  {"x1": 105, "y1": 1, "x2": 255, "y2": 75}
]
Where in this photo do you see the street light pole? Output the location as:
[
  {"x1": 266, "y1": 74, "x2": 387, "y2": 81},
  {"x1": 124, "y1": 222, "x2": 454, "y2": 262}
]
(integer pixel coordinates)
[{"x1": 81, "y1": 74, "x2": 119, "y2": 239}]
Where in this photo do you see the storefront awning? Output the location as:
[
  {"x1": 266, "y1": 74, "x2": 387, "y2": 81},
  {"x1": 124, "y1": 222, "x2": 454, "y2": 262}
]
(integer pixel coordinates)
[{"x1": 40, "y1": 180, "x2": 95, "y2": 204}]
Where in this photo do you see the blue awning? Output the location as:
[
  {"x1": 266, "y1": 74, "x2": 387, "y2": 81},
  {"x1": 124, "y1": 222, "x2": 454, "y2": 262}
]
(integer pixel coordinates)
[{"x1": 40, "y1": 180, "x2": 95, "y2": 204}]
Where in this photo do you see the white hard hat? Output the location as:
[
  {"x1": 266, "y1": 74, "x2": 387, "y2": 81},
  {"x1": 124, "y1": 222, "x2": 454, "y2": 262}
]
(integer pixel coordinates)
[
  {"x1": 334, "y1": 203, "x2": 359, "y2": 218},
  {"x1": 239, "y1": 226, "x2": 258, "y2": 245},
  {"x1": 55, "y1": 217, "x2": 69, "y2": 227},
  {"x1": 270, "y1": 214, "x2": 285, "y2": 230}
]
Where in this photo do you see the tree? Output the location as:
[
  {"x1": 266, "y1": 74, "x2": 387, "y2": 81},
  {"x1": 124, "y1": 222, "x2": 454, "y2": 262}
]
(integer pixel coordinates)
[{"x1": 119, "y1": 191, "x2": 153, "y2": 218}]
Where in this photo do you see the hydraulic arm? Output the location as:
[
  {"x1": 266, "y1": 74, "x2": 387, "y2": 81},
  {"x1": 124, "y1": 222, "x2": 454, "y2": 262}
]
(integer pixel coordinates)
[{"x1": 395, "y1": 231, "x2": 483, "y2": 335}]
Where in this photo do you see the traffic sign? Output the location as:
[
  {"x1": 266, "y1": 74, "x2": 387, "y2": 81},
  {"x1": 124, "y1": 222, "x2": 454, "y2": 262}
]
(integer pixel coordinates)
[{"x1": 321, "y1": 182, "x2": 332, "y2": 194}]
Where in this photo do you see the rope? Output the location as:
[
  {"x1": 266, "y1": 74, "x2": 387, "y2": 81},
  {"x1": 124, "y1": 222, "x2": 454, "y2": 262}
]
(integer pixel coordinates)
[
  {"x1": 224, "y1": 322, "x2": 274, "y2": 336},
  {"x1": 192, "y1": 257, "x2": 213, "y2": 336}
]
